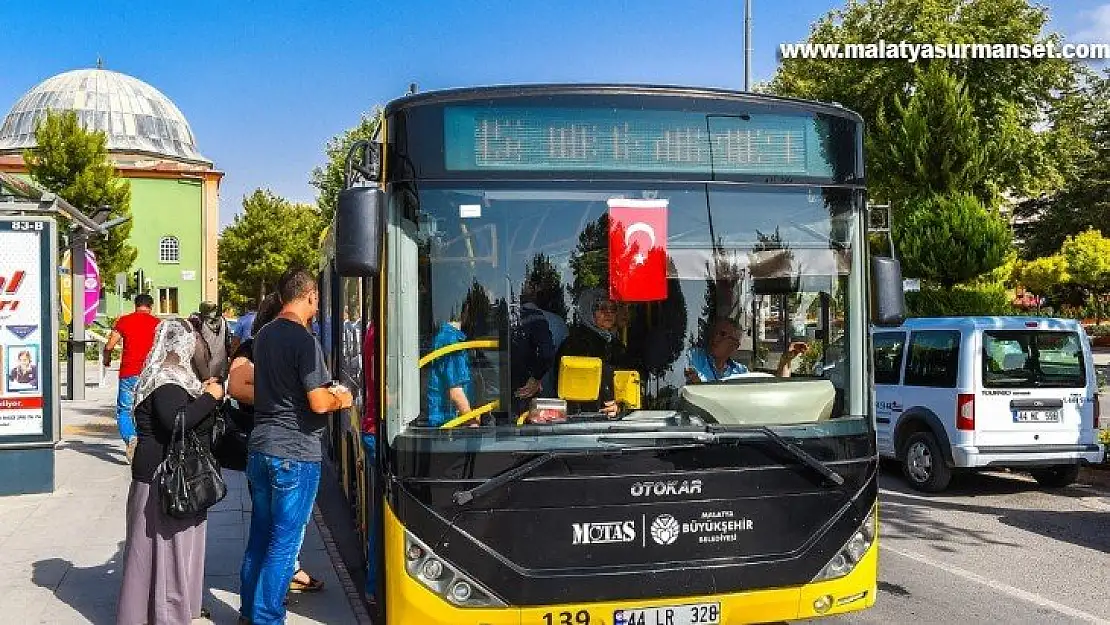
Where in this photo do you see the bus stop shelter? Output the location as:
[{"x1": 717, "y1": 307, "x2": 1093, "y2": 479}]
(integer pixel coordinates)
[{"x1": 0, "y1": 172, "x2": 105, "y2": 496}]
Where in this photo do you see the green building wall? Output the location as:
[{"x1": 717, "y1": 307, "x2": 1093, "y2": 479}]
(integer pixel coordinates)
[{"x1": 102, "y1": 176, "x2": 205, "y2": 319}]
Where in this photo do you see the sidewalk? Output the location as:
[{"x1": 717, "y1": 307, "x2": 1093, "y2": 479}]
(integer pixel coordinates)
[
  {"x1": 1093, "y1": 346, "x2": 1110, "y2": 368},
  {"x1": 0, "y1": 367, "x2": 365, "y2": 624}
]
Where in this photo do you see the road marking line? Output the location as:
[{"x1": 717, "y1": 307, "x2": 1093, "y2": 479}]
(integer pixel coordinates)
[
  {"x1": 878, "y1": 488, "x2": 968, "y2": 504},
  {"x1": 883, "y1": 545, "x2": 1110, "y2": 624}
]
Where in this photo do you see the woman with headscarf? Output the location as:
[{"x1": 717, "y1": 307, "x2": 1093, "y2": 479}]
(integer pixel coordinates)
[
  {"x1": 555, "y1": 288, "x2": 630, "y2": 416},
  {"x1": 116, "y1": 318, "x2": 225, "y2": 625}
]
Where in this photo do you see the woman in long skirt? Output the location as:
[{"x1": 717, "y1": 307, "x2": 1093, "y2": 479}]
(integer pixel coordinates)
[{"x1": 116, "y1": 318, "x2": 225, "y2": 625}]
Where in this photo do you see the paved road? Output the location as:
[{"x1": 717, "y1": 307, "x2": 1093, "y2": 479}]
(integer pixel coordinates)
[{"x1": 801, "y1": 466, "x2": 1110, "y2": 624}]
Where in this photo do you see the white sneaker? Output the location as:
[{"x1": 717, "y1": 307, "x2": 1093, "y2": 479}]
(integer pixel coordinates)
[{"x1": 125, "y1": 437, "x2": 138, "y2": 464}]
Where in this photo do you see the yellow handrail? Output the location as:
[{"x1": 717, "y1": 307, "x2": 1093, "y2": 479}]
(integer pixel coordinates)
[
  {"x1": 418, "y1": 339, "x2": 499, "y2": 368},
  {"x1": 441, "y1": 400, "x2": 499, "y2": 428}
]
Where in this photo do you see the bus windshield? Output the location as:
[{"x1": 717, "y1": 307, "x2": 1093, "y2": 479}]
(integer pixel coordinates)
[{"x1": 383, "y1": 182, "x2": 868, "y2": 449}]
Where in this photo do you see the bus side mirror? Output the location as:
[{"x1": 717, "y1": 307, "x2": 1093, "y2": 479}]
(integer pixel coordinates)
[
  {"x1": 335, "y1": 186, "x2": 384, "y2": 277},
  {"x1": 871, "y1": 256, "x2": 905, "y2": 327}
]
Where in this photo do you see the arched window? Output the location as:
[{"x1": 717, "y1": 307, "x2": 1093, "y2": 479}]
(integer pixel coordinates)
[{"x1": 159, "y1": 236, "x2": 180, "y2": 263}]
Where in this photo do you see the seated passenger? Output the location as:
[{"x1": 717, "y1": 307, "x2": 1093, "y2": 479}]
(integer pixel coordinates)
[
  {"x1": 685, "y1": 317, "x2": 807, "y2": 383},
  {"x1": 426, "y1": 306, "x2": 473, "y2": 426},
  {"x1": 556, "y1": 288, "x2": 629, "y2": 417},
  {"x1": 511, "y1": 280, "x2": 557, "y2": 413}
]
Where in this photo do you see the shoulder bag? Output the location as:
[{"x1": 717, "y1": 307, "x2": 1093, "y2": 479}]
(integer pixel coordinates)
[
  {"x1": 211, "y1": 400, "x2": 250, "y2": 472},
  {"x1": 156, "y1": 406, "x2": 228, "y2": 519}
]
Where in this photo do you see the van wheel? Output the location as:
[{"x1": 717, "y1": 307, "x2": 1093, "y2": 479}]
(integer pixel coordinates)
[
  {"x1": 1030, "y1": 465, "x2": 1080, "y2": 488},
  {"x1": 902, "y1": 432, "x2": 952, "y2": 493}
]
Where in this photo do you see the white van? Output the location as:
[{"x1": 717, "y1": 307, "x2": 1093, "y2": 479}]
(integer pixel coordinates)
[{"x1": 872, "y1": 317, "x2": 1104, "y2": 492}]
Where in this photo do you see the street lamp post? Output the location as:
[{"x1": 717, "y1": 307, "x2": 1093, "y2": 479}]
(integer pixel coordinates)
[{"x1": 744, "y1": 0, "x2": 753, "y2": 91}]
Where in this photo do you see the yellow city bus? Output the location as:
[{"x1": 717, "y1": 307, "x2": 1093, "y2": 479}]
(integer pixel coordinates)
[{"x1": 317, "y1": 84, "x2": 905, "y2": 625}]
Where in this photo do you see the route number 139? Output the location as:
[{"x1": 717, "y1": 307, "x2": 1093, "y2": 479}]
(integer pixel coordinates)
[{"x1": 543, "y1": 610, "x2": 590, "y2": 624}]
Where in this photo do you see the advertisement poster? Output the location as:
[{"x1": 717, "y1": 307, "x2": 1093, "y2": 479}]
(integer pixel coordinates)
[
  {"x1": 59, "y1": 248, "x2": 100, "y2": 326},
  {"x1": 0, "y1": 218, "x2": 53, "y2": 439}
]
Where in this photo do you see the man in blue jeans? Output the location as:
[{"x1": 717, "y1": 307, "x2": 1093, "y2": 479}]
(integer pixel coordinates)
[
  {"x1": 102, "y1": 294, "x2": 159, "y2": 463},
  {"x1": 239, "y1": 269, "x2": 352, "y2": 625}
]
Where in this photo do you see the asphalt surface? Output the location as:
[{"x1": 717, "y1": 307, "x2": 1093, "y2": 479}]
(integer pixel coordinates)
[
  {"x1": 317, "y1": 386, "x2": 1110, "y2": 625},
  {"x1": 800, "y1": 466, "x2": 1110, "y2": 625}
]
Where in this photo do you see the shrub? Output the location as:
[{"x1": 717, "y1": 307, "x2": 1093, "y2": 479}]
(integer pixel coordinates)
[
  {"x1": 905, "y1": 284, "x2": 1015, "y2": 317},
  {"x1": 895, "y1": 193, "x2": 1012, "y2": 289}
]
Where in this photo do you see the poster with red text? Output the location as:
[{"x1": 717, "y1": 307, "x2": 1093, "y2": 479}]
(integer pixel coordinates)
[{"x1": 0, "y1": 218, "x2": 51, "y2": 438}]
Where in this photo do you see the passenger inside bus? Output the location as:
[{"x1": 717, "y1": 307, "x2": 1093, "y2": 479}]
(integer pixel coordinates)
[
  {"x1": 554, "y1": 288, "x2": 631, "y2": 417},
  {"x1": 685, "y1": 317, "x2": 808, "y2": 383},
  {"x1": 425, "y1": 298, "x2": 475, "y2": 426},
  {"x1": 510, "y1": 279, "x2": 558, "y2": 414}
]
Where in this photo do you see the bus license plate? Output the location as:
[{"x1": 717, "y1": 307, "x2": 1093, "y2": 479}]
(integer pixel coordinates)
[
  {"x1": 614, "y1": 602, "x2": 720, "y2": 625},
  {"x1": 1014, "y1": 410, "x2": 1061, "y2": 423}
]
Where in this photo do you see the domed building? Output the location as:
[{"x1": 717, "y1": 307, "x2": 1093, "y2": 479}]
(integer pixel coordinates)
[{"x1": 0, "y1": 66, "x2": 221, "y2": 316}]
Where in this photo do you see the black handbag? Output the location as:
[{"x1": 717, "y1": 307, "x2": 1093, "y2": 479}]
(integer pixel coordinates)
[
  {"x1": 156, "y1": 407, "x2": 228, "y2": 519},
  {"x1": 211, "y1": 400, "x2": 250, "y2": 472}
]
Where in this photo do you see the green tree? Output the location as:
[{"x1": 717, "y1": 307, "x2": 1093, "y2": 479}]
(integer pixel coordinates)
[
  {"x1": 1017, "y1": 255, "x2": 1069, "y2": 297},
  {"x1": 770, "y1": 0, "x2": 1080, "y2": 203},
  {"x1": 972, "y1": 249, "x2": 1020, "y2": 289},
  {"x1": 1014, "y1": 76, "x2": 1110, "y2": 258},
  {"x1": 895, "y1": 194, "x2": 1012, "y2": 289},
  {"x1": 218, "y1": 189, "x2": 324, "y2": 308},
  {"x1": 567, "y1": 214, "x2": 610, "y2": 315},
  {"x1": 870, "y1": 63, "x2": 990, "y2": 206},
  {"x1": 23, "y1": 109, "x2": 136, "y2": 279},
  {"x1": 523, "y1": 253, "x2": 568, "y2": 318},
  {"x1": 1060, "y1": 229, "x2": 1110, "y2": 321},
  {"x1": 310, "y1": 109, "x2": 383, "y2": 225}
]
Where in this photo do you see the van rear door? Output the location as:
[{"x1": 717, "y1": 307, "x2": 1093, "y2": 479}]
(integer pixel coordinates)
[{"x1": 975, "y1": 329, "x2": 1095, "y2": 448}]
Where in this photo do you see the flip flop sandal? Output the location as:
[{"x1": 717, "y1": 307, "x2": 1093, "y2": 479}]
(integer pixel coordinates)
[{"x1": 288, "y1": 569, "x2": 325, "y2": 593}]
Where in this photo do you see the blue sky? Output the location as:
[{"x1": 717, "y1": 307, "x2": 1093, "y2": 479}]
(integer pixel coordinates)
[{"x1": 1, "y1": 0, "x2": 1107, "y2": 227}]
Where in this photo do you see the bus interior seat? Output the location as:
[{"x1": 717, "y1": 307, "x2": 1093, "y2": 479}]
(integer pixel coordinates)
[
  {"x1": 1002, "y1": 352, "x2": 1027, "y2": 371},
  {"x1": 678, "y1": 379, "x2": 836, "y2": 426}
]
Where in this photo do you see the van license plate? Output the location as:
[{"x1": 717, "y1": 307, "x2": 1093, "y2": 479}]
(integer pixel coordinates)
[
  {"x1": 1014, "y1": 410, "x2": 1061, "y2": 423},
  {"x1": 615, "y1": 603, "x2": 720, "y2": 625}
]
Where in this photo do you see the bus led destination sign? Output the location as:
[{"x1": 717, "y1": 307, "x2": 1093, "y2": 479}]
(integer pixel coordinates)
[{"x1": 444, "y1": 105, "x2": 839, "y2": 176}]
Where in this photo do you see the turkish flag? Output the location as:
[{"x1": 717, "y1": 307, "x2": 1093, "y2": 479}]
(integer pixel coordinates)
[{"x1": 608, "y1": 198, "x2": 668, "y2": 302}]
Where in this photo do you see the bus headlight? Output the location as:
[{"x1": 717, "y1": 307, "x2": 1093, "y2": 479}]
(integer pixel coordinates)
[
  {"x1": 812, "y1": 508, "x2": 876, "y2": 582},
  {"x1": 404, "y1": 531, "x2": 506, "y2": 608}
]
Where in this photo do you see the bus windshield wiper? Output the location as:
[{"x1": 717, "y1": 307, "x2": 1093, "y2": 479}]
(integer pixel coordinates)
[
  {"x1": 602, "y1": 428, "x2": 846, "y2": 487},
  {"x1": 741, "y1": 426, "x2": 846, "y2": 487},
  {"x1": 452, "y1": 449, "x2": 609, "y2": 506}
]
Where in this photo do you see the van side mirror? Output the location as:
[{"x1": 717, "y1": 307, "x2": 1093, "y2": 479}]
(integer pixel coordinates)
[
  {"x1": 335, "y1": 186, "x2": 384, "y2": 277},
  {"x1": 871, "y1": 256, "x2": 905, "y2": 327}
]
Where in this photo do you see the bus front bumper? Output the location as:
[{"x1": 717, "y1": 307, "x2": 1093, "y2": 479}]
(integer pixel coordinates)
[{"x1": 385, "y1": 505, "x2": 878, "y2": 625}]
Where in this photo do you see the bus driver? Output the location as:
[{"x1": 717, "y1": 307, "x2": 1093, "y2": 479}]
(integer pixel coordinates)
[{"x1": 685, "y1": 317, "x2": 807, "y2": 383}]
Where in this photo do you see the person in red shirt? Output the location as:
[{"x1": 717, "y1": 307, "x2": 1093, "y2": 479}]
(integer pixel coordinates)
[{"x1": 103, "y1": 294, "x2": 160, "y2": 463}]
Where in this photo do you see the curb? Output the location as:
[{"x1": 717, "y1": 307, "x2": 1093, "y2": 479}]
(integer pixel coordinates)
[
  {"x1": 313, "y1": 505, "x2": 373, "y2": 625},
  {"x1": 1079, "y1": 466, "x2": 1110, "y2": 491}
]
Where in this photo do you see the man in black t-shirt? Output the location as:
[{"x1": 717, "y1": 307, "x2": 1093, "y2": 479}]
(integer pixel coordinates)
[{"x1": 238, "y1": 269, "x2": 352, "y2": 625}]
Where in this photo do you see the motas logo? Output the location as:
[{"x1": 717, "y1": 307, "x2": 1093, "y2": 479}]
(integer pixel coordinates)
[
  {"x1": 630, "y1": 479, "x2": 703, "y2": 498},
  {"x1": 650, "y1": 515, "x2": 681, "y2": 545},
  {"x1": 571, "y1": 521, "x2": 636, "y2": 545}
]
